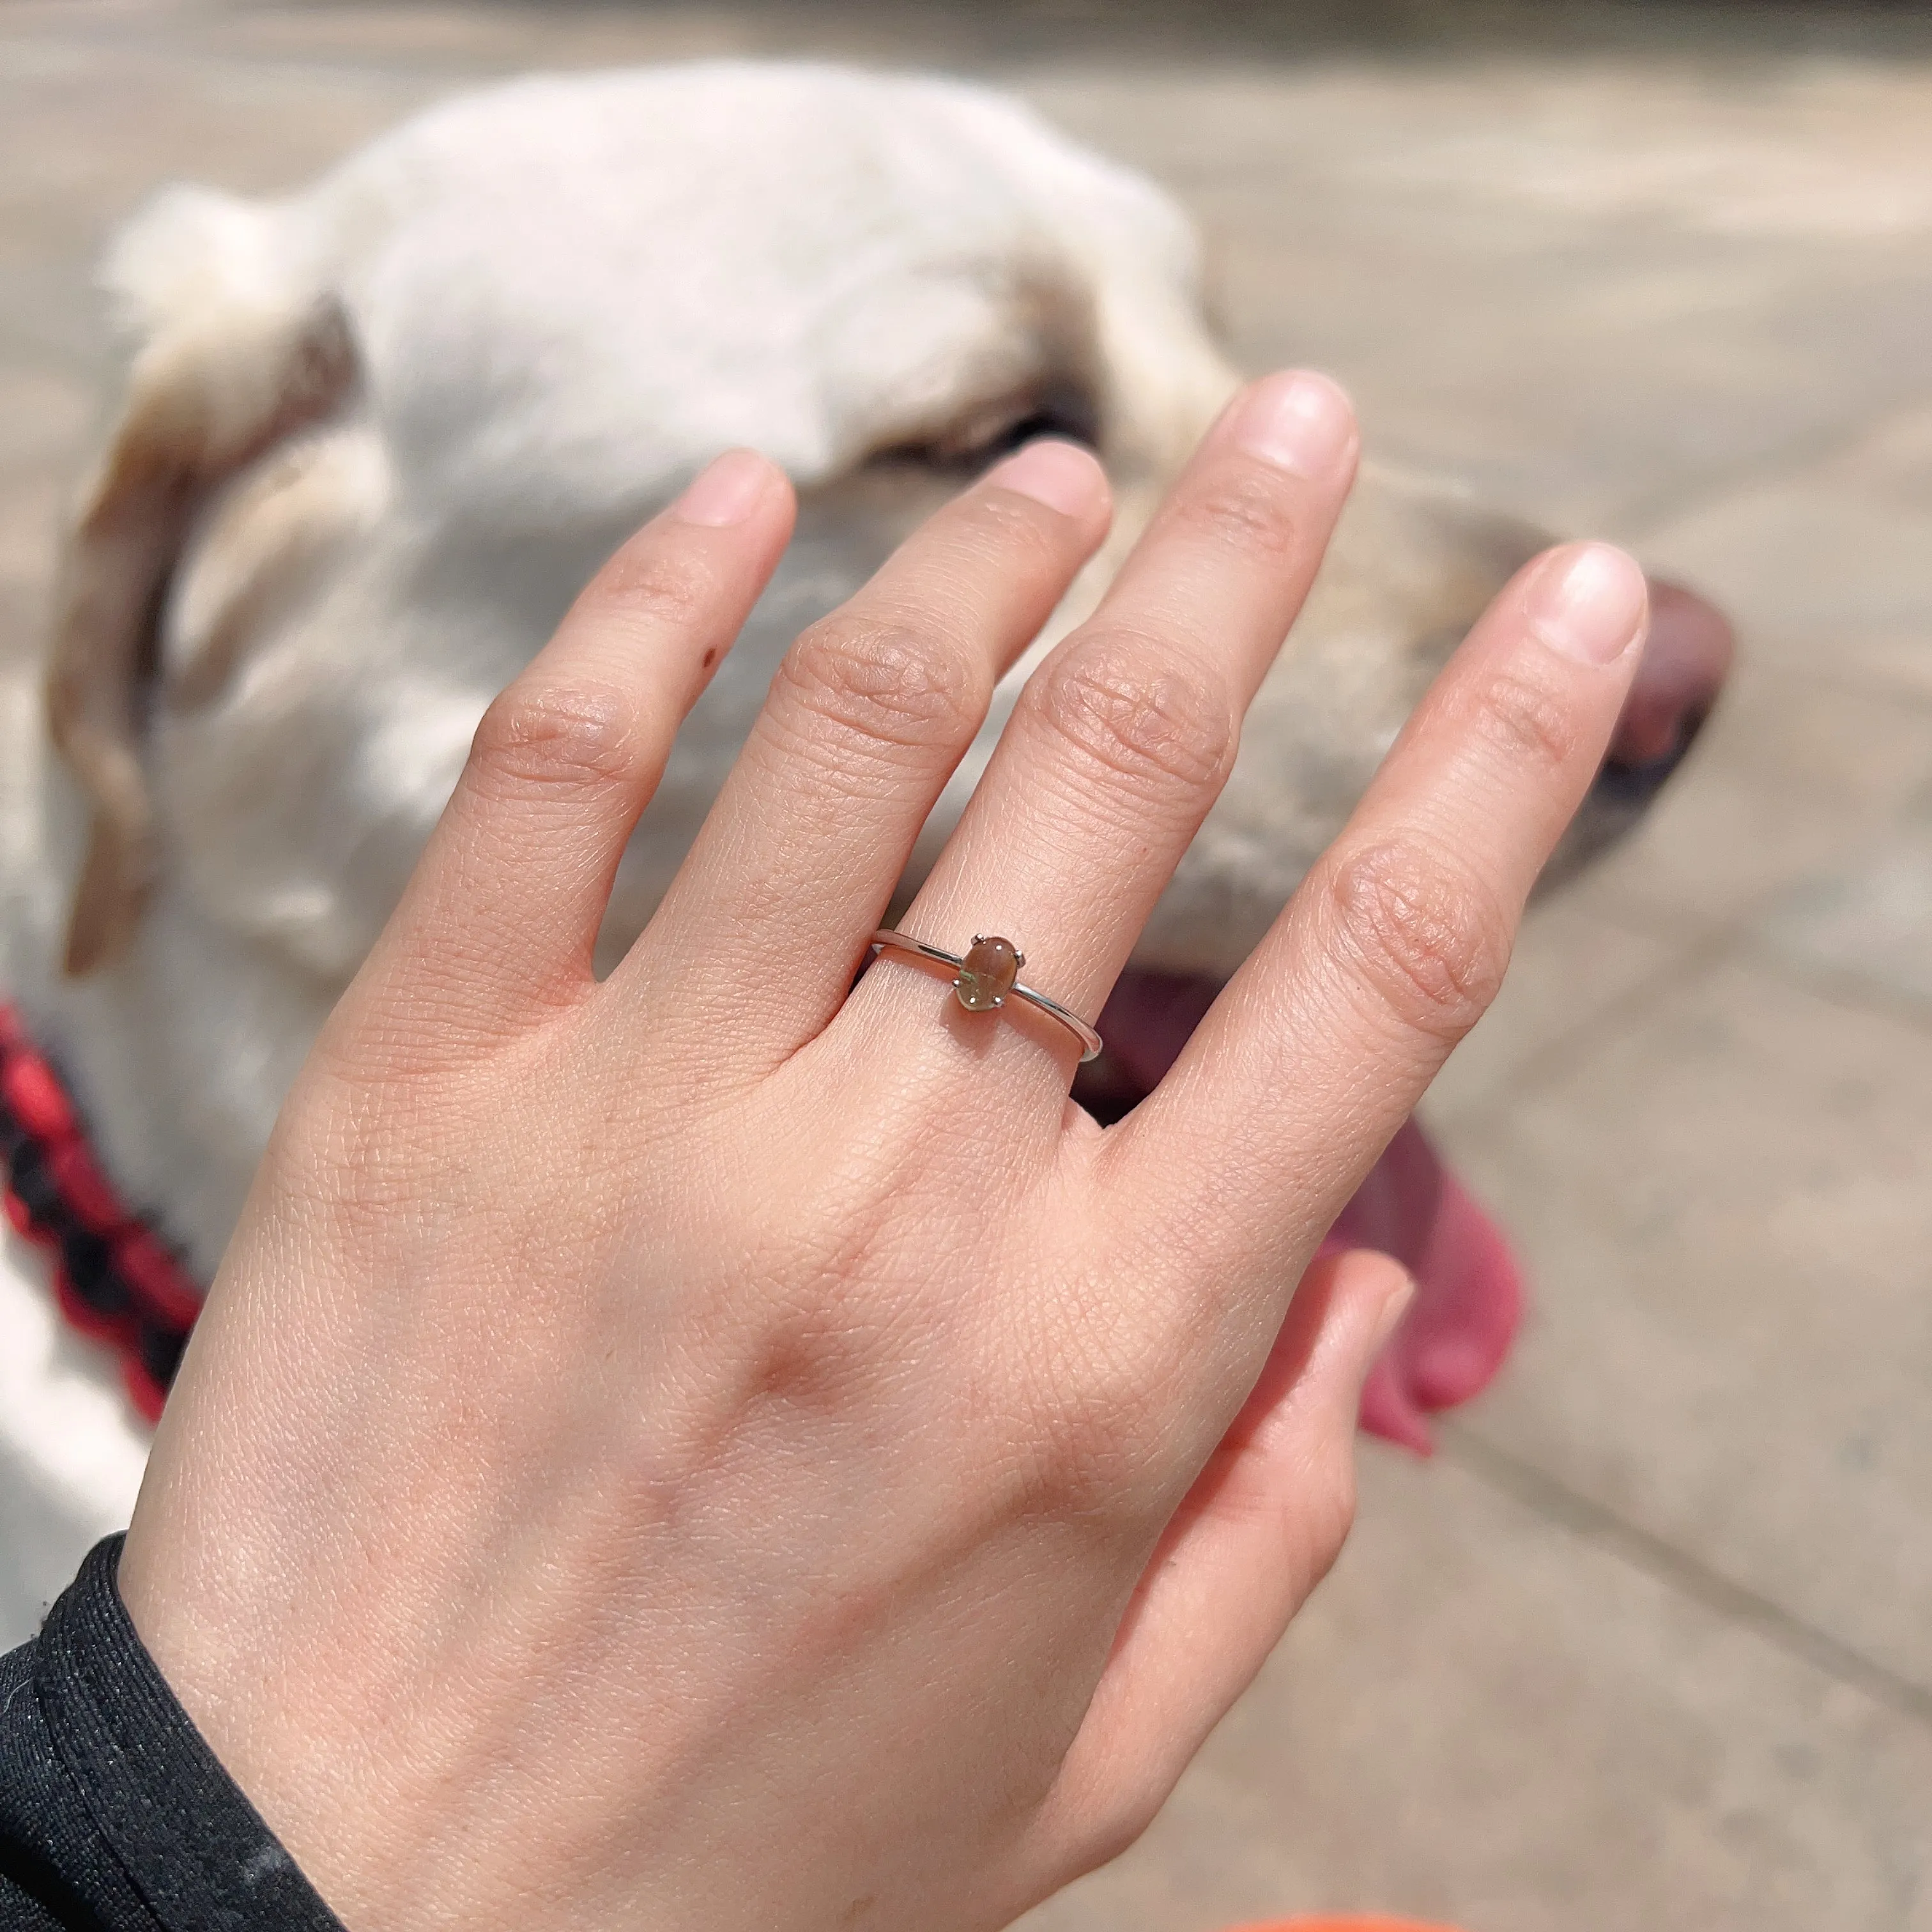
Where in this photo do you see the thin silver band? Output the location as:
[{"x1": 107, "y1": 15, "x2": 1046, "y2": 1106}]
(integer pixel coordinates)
[{"x1": 868, "y1": 929, "x2": 1103, "y2": 1063}]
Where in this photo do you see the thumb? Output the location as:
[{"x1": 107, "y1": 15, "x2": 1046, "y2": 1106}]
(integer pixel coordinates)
[{"x1": 1036, "y1": 1247, "x2": 1413, "y2": 1881}]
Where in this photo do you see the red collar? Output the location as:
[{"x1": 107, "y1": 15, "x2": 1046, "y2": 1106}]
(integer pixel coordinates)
[{"x1": 0, "y1": 1001, "x2": 202, "y2": 1422}]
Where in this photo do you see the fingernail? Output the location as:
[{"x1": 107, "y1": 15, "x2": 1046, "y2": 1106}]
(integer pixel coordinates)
[
  {"x1": 1223, "y1": 369, "x2": 1356, "y2": 479},
  {"x1": 985, "y1": 438, "x2": 1101, "y2": 519},
  {"x1": 1526, "y1": 542, "x2": 1649, "y2": 666},
  {"x1": 673, "y1": 449, "x2": 771, "y2": 527},
  {"x1": 1368, "y1": 1270, "x2": 1416, "y2": 1356}
]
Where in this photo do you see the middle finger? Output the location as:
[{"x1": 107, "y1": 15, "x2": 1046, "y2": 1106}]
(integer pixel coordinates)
[{"x1": 852, "y1": 371, "x2": 1359, "y2": 1088}]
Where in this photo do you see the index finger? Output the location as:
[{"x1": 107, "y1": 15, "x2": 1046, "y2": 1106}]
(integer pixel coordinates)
[{"x1": 1104, "y1": 540, "x2": 1649, "y2": 1305}]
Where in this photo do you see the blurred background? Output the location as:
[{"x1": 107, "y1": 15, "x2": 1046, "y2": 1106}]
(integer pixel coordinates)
[{"x1": 4, "y1": 1, "x2": 1931, "y2": 1926}]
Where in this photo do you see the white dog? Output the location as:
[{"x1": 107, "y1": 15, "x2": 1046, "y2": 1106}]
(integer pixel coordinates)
[{"x1": 0, "y1": 63, "x2": 1729, "y2": 1644}]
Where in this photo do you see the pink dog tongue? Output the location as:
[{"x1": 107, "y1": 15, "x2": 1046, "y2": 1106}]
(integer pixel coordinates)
[
  {"x1": 1085, "y1": 974, "x2": 1524, "y2": 1455},
  {"x1": 1320, "y1": 1117, "x2": 1521, "y2": 1455}
]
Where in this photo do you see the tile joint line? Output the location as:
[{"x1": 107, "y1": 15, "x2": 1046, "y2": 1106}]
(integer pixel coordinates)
[{"x1": 1442, "y1": 1422, "x2": 1932, "y2": 1732}]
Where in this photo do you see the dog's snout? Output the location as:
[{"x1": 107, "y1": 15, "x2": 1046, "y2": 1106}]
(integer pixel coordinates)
[{"x1": 1596, "y1": 576, "x2": 1733, "y2": 800}]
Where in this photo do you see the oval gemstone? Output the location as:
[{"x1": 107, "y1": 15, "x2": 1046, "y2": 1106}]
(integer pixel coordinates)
[{"x1": 954, "y1": 935, "x2": 1020, "y2": 1013}]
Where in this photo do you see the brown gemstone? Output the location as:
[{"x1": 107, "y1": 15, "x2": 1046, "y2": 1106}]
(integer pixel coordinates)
[{"x1": 954, "y1": 935, "x2": 1020, "y2": 1013}]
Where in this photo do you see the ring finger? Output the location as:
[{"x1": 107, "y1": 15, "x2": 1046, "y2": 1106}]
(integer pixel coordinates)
[{"x1": 852, "y1": 370, "x2": 1359, "y2": 1088}]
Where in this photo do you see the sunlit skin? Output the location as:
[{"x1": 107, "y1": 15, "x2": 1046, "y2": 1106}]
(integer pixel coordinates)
[{"x1": 119, "y1": 372, "x2": 1648, "y2": 1932}]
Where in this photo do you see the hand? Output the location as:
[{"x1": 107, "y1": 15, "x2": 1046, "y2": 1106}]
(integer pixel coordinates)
[{"x1": 119, "y1": 372, "x2": 1648, "y2": 1932}]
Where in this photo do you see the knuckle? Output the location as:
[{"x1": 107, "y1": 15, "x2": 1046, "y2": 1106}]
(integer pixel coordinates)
[
  {"x1": 1078, "y1": 1779, "x2": 1169, "y2": 1875},
  {"x1": 775, "y1": 617, "x2": 982, "y2": 759},
  {"x1": 468, "y1": 680, "x2": 638, "y2": 792},
  {"x1": 1308, "y1": 1459, "x2": 1360, "y2": 1583},
  {"x1": 594, "y1": 548, "x2": 712, "y2": 636},
  {"x1": 956, "y1": 487, "x2": 1066, "y2": 562},
  {"x1": 1174, "y1": 469, "x2": 1302, "y2": 558},
  {"x1": 1465, "y1": 666, "x2": 1582, "y2": 771},
  {"x1": 1326, "y1": 837, "x2": 1512, "y2": 1043},
  {"x1": 1028, "y1": 636, "x2": 1235, "y2": 797}
]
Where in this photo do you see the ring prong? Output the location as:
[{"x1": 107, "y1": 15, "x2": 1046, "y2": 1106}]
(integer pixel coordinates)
[{"x1": 870, "y1": 926, "x2": 1101, "y2": 1061}]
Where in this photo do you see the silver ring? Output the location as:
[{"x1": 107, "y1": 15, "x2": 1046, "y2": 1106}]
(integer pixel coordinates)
[{"x1": 868, "y1": 930, "x2": 1103, "y2": 1062}]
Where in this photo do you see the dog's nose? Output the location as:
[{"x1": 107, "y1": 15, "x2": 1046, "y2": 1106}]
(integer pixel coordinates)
[{"x1": 1598, "y1": 578, "x2": 1733, "y2": 797}]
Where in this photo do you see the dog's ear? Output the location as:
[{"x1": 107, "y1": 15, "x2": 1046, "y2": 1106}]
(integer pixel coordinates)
[{"x1": 49, "y1": 186, "x2": 356, "y2": 976}]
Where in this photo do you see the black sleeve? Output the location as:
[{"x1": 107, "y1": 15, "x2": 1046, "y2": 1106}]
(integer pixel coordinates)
[{"x1": 0, "y1": 1536, "x2": 345, "y2": 1931}]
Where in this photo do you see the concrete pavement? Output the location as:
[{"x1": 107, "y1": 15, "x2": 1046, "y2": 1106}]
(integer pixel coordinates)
[{"x1": 3, "y1": 4, "x2": 1928, "y2": 1924}]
